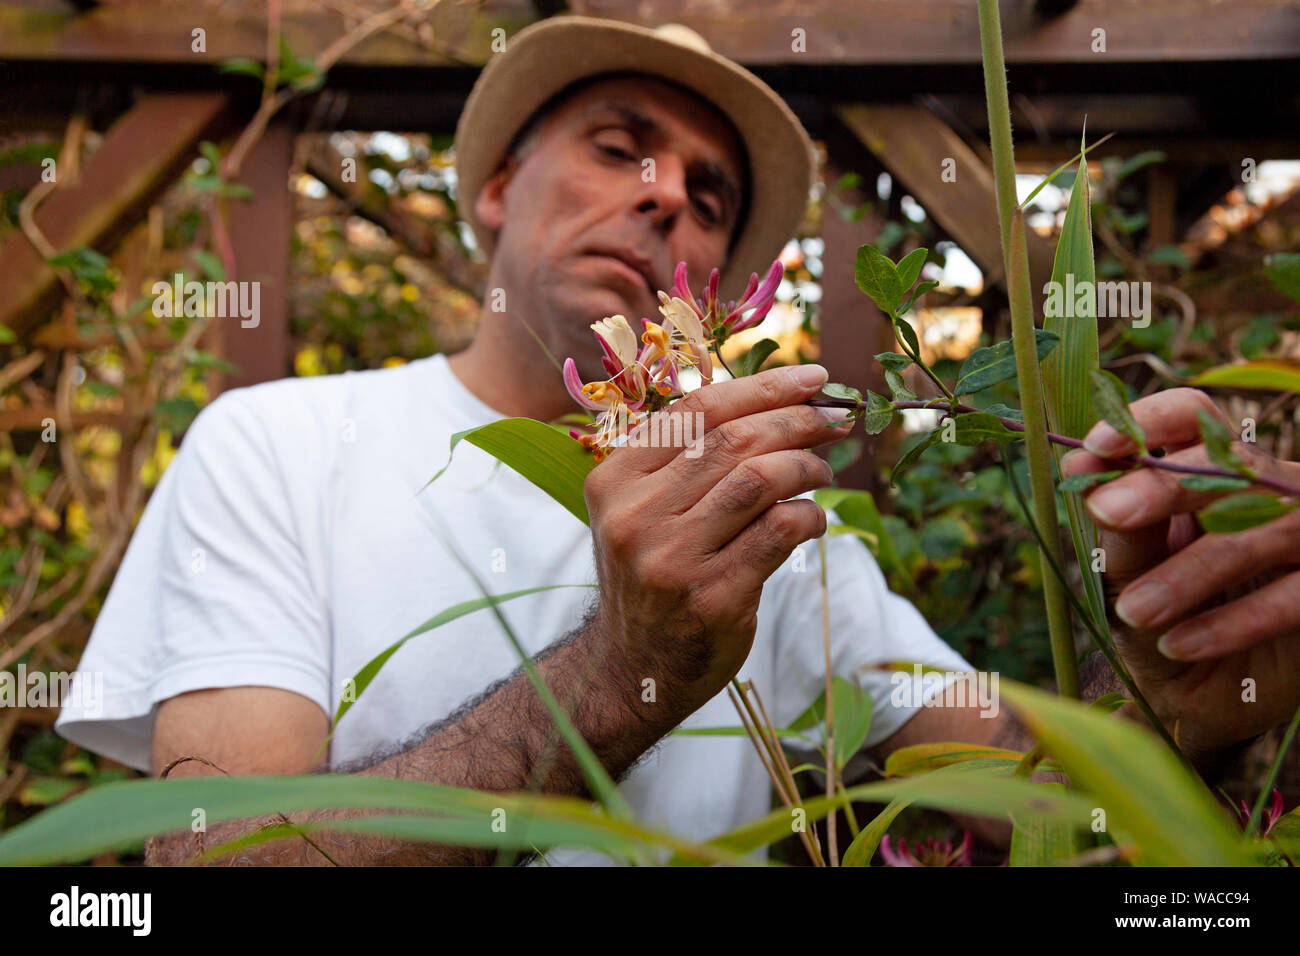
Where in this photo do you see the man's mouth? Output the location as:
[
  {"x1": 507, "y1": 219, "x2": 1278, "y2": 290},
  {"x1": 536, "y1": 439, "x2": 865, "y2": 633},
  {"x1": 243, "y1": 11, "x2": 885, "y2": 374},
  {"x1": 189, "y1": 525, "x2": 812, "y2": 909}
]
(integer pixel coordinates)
[{"x1": 585, "y1": 247, "x2": 658, "y2": 300}]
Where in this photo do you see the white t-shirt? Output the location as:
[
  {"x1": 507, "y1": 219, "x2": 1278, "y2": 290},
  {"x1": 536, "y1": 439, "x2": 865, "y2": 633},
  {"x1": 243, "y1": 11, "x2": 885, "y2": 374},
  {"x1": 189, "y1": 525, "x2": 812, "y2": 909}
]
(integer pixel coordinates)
[{"x1": 55, "y1": 352, "x2": 970, "y2": 864}]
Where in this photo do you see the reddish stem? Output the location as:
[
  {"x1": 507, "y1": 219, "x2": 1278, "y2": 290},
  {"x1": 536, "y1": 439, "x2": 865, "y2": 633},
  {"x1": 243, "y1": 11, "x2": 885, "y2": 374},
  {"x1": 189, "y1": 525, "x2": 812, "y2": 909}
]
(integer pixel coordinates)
[{"x1": 807, "y1": 397, "x2": 1300, "y2": 499}]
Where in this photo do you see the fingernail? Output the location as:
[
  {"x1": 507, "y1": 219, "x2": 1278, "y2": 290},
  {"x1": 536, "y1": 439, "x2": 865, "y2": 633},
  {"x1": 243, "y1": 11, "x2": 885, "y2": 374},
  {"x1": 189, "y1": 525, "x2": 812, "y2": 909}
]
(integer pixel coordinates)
[
  {"x1": 1060, "y1": 448, "x2": 1083, "y2": 476},
  {"x1": 1083, "y1": 423, "x2": 1129, "y2": 457},
  {"x1": 1089, "y1": 485, "x2": 1141, "y2": 526},
  {"x1": 817, "y1": 405, "x2": 850, "y2": 422},
  {"x1": 790, "y1": 364, "x2": 828, "y2": 388},
  {"x1": 1116, "y1": 579, "x2": 1170, "y2": 628},
  {"x1": 1158, "y1": 625, "x2": 1214, "y2": 661}
]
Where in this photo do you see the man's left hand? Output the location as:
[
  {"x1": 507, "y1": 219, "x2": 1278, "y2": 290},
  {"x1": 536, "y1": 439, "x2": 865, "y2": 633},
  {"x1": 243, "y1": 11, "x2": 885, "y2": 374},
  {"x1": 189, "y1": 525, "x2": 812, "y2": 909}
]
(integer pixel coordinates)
[{"x1": 1061, "y1": 387, "x2": 1300, "y2": 769}]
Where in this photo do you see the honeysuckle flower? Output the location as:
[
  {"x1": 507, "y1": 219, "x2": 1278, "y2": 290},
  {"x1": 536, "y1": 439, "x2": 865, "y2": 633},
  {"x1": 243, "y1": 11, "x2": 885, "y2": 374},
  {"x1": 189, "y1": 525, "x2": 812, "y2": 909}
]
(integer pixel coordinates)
[
  {"x1": 654, "y1": 295, "x2": 713, "y2": 383},
  {"x1": 668, "y1": 257, "x2": 783, "y2": 342},
  {"x1": 1236, "y1": 788, "x2": 1285, "y2": 837},
  {"x1": 880, "y1": 831, "x2": 973, "y2": 867},
  {"x1": 562, "y1": 256, "x2": 785, "y2": 461}
]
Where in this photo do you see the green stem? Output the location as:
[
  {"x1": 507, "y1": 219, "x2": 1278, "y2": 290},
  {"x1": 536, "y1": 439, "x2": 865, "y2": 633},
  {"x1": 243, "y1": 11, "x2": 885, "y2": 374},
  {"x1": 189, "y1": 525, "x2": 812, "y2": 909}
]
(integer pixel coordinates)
[
  {"x1": 978, "y1": 0, "x2": 1080, "y2": 698},
  {"x1": 1247, "y1": 704, "x2": 1300, "y2": 836}
]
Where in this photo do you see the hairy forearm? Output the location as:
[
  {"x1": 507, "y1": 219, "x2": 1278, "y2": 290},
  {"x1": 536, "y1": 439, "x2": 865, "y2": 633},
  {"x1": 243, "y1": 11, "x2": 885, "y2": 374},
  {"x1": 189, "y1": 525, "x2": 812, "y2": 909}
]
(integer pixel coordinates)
[{"x1": 147, "y1": 619, "x2": 673, "y2": 866}]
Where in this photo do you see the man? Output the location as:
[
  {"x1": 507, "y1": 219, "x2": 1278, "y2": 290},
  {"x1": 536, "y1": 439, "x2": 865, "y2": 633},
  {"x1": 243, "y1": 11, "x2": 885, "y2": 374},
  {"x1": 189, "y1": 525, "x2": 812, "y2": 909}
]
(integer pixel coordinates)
[{"x1": 55, "y1": 17, "x2": 1300, "y2": 865}]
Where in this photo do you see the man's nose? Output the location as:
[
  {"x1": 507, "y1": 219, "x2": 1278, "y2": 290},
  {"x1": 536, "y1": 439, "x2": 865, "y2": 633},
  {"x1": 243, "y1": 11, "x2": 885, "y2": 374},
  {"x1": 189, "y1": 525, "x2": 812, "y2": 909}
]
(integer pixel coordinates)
[{"x1": 632, "y1": 153, "x2": 689, "y2": 235}]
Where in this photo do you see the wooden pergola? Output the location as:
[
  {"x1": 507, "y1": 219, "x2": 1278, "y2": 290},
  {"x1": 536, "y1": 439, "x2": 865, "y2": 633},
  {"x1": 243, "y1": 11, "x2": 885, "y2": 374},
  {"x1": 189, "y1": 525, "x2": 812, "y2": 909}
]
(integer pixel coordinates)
[{"x1": 2, "y1": 0, "x2": 1298, "y2": 488}]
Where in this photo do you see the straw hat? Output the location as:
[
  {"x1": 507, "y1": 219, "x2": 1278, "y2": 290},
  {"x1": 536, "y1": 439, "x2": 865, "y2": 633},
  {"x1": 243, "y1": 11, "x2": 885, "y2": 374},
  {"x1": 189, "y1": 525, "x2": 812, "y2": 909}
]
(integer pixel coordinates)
[{"x1": 454, "y1": 15, "x2": 815, "y2": 300}]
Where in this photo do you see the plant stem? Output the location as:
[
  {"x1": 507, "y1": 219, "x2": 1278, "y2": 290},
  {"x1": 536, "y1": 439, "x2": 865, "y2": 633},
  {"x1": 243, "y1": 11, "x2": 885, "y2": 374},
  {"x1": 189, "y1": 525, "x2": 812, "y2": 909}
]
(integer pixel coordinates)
[
  {"x1": 1247, "y1": 704, "x2": 1300, "y2": 836},
  {"x1": 1009, "y1": 212, "x2": 1081, "y2": 697},
  {"x1": 976, "y1": 0, "x2": 1079, "y2": 697},
  {"x1": 806, "y1": 397, "x2": 1300, "y2": 498}
]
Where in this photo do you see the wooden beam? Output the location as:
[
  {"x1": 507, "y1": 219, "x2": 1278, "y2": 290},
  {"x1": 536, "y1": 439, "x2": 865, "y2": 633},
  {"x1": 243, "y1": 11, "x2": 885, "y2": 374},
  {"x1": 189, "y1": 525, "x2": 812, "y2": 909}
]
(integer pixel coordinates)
[
  {"x1": 4, "y1": 1, "x2": 1297, "y2": 66},
  {"x1": 835, "y1": 103, "x2": 1058, "y2": 294},
  {"x1": 0, "y1": 92, "x2": 240, "y2": 338}
]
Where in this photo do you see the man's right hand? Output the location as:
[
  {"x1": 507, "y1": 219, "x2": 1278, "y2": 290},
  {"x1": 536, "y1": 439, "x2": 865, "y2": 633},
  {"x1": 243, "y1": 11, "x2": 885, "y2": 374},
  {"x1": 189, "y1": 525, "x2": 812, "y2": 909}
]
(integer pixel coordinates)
[{"x1": 582, "y1": 364, "x2": 852, "y2": 719}]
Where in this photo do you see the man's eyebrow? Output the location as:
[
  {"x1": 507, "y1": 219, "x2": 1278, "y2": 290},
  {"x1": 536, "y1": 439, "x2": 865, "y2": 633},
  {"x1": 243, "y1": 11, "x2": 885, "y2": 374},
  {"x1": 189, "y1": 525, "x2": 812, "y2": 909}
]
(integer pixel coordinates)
[{"x1": 579, "y1": 98, "x2": 744, "y2": 220}]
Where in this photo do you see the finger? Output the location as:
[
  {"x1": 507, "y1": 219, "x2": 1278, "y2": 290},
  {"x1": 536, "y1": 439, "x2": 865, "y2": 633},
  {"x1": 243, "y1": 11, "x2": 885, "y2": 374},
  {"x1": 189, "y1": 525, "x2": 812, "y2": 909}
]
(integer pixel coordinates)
[
  {"x1": 1082, "y1": 443, "x2": 1256, "y2": 531},
  {"x1": 656, "y1": 402, "x2": 850, "y2": 512},
  {"x1": 609, "y1": 364, "x2": 834, "y2": 475},
  {"x1": 710, "y1": 498, "x2": 827, "y2": 600},
  {"x1": 1060, "y1": 447, "x2": 1114, "y2": 479},
  {"x1": 1081, "y1": 387, "x2": 1227, "y2": 459},
  {"x1": 1113, "y1": 508, "x2": 1300, "y2": 630},
  {"x1": 1155, "y1": 567, "x2": 1300, "y2": 661},
  {"x1": 688, "y1": 449, "x2": 833, "y2": 550}
]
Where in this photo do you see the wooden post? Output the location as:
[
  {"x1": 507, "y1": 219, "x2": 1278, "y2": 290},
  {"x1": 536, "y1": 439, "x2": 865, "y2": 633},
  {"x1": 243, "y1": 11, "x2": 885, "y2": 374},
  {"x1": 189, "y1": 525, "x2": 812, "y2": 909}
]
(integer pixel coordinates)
[
  {"x1": 820, "y1": 122, "x2": 895, "y2": 493},
  {"x1": 213, "y1": 117, "x2": 294, "y2": 392}
]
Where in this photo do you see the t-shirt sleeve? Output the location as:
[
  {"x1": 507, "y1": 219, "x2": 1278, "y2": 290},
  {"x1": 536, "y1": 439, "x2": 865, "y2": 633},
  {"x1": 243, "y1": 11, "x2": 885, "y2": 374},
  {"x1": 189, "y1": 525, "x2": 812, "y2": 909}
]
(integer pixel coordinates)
[
  {"x1": 54, "y1": 391, "x2": 332, "y2": 772},
  {"x1": 761, "y1": 506, "x2": 974, "y2": 752}
]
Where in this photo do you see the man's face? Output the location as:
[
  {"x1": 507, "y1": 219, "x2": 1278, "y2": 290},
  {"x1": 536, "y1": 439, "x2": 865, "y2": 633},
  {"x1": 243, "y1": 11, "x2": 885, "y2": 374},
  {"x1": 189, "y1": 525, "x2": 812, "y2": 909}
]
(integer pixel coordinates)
[{"x1": 475, "y1": 75, "x2": 747, "y2": 379}]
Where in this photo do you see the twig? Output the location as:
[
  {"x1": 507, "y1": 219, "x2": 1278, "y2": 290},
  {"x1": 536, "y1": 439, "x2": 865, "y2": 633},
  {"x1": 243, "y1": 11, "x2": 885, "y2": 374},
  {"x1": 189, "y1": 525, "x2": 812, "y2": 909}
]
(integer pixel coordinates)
[{"x1": 807, "y1": 397, "x2": 1300, "y2": 499}]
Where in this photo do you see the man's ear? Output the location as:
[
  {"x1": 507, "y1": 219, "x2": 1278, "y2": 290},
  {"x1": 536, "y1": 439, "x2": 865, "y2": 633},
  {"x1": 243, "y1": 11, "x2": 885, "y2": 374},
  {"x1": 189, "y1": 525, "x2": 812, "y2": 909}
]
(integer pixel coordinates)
[{"x1": 474, "y1": 156, "x2": 520, "y2": 233}]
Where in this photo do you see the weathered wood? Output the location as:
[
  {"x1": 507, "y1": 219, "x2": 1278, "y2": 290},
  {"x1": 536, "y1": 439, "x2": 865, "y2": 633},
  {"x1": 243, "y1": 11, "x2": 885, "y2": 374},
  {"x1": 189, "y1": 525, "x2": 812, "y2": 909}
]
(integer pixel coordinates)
[
  {"x1": 4, "y1": 0, "x2": 1297, "y2": 66},
  {"x1": 818, "y1": 122, "x2": 895, "y2": 493},
  {"x1": 835, "y1": 103, "x2": 1058, "y2": 294},
  {"x1": 0, "y1": 92, "x2": 240, "y2": 338},
  {"x1": 210, "y1": 116, "x2": 294, "y2": 392}
]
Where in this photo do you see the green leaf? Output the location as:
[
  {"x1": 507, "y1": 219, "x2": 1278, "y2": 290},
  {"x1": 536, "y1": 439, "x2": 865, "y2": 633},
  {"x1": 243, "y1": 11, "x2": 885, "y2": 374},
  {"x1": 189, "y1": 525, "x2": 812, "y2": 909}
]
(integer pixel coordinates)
[
  {"x1": 998, "y1": 680, "x2": 1258, "y2": 866},
  {"x1": 1196, "y1": 409, "x2": 1253, "y2": 478},
  {"x1": 884, "y1": 369, "x2": 916, "y2": 402},
  {"x1": 885, "y1": 742, "x2": 1028, "y2": 777},
  {"x1": 895, "y1": 247, "x2": 929, "y2": 293},
  {"x1": 858, "y1": 390, "x2": 895, "y2": 435},
  {"x1": 1191, "y1": 359, "x2": 1300, "y2": 394},
  {"x1": 1179, "y1": 475, "x2": 1251, "y2": 492},
  {"x1": 740, "y1": 338, "x2": 780, "y2": 377},
  {"x1": 0, "y1": 324, "x2": 16, "y2": 344},
  {"x1": 46, "y1": 247, "x2": 118, "y2": 295},
  {"x1": 1264, "y1": 252, "x2": 1300, "y2": 304},
  {"x1": 0, "y1": 774, "x2": 733, "y2": 866},
  {"x1": 898, "y1": 280, "x2": 939, "y2": 316},
  {"x1": 815, "y1": 487, "x2": 907, "y2": 586},
  {"x1": 333, "y1": 585, "x2": 592, "y2": 727},
  {"x1": 842, "y1": 797, "x2": 910, "y2": 867},
  {"x1": 890, "y1": 429, "x2": 942, "y2": 487},
  {"x1": 1115, "y1": 150, "x2": 1166, "y2": 180},
  {"x1": 190, "y1": 249, "x2": 226, "y2": 282},
  {"x1": 946, "y1": 411, "x2": 1025, "y2": 447},
  {"x1": 17, "y1": 777, "x2": 82, "y2": 807},
  {"x1": 198, "y1": 140, "x2": 223, "y2": 169},
  {"x1": 1089, "y1": 368, "x2": 1147, "y2": 455},
  {"x1": 893, "y1": 316, "x2": 921, "y2": 356},
  {"x1": 854, "y1": 244, "x2": 903, "y2": 314},
  {"x1": 955, "y1": 329, "x2": 1059, "y2": 395},
  {"x1": 1146, "y1": 245, "x2": 1190, "y2": 269},
  {"x1": 1059, "y1": 470, "x2": 1124, "y2": 492},
  {"x1": 1009, "y1": 782, "x2": 1088, "y2": 866},
  {"x1": 426, "y1": 418, "x2": 596, "y2": 526},
  {"x1": 706, "y1": 761, "x2": 1095, "y2": 859},
  {"x1": 983, "y1": 402, "x2": 1024, "y2": 422},
  {"x1": 1090, "y1": 692, "x2": 1130, "y2": 715},
  {"x1": 1197, "y1": 494, "x2": 1293, "y2": 534},
  {"x1": 1044, "y1": 151, "x2": 1108, "y2": 643},
  {"x1": 821, "y1": 382, "x2": 862, "y2": 405},
  {"x1": 875, "y1": 351, "x2": 912, "y2": 372},
  {"x1": 218, "y1": 58, "x2": 265, "y2": 79}
]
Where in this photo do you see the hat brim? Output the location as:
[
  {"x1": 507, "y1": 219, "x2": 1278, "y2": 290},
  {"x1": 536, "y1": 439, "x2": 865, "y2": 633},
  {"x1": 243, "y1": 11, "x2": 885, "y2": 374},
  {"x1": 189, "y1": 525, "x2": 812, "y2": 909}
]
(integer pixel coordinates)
[{"x1": 454, "y1": 15, "x2": 815, "y2": 301}]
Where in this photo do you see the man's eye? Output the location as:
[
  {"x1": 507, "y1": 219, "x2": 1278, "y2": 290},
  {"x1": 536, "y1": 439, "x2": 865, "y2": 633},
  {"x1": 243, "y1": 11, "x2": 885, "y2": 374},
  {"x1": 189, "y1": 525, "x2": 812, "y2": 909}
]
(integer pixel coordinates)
[
  {"x1": 594, "y1": 135, "x2": 637, "y2": 161},
  {"x1": 693, "y1": 196, "x2": 722, "y2": 225}
]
